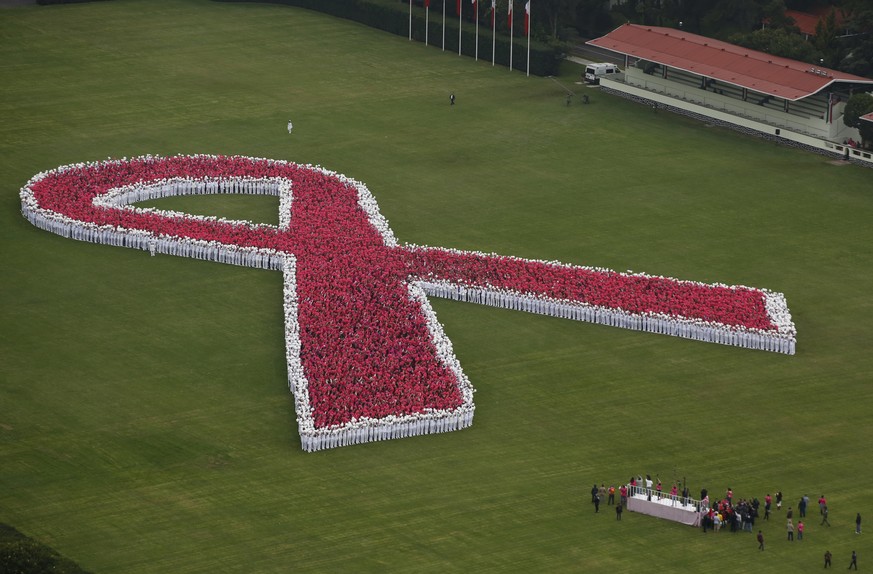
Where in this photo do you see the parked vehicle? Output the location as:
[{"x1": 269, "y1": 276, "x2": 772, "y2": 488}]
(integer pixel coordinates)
[{"x1": 584, "y1": 63, "x2": 620, "y2": 85}]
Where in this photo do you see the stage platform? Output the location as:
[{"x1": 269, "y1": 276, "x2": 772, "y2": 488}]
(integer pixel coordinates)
[{"x1": 626, "y1": 491, "x2": 702, "y2": 526}]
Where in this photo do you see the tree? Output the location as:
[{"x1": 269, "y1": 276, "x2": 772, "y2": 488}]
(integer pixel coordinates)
[
  {"x1": 843, "y1": 92, "x2": 873, "y2": 128},
  {"x1": 838, "y1": 0, "x2": 873, "y2": 78},
  {"x1": 761, "y1": 0, "x2": 794, "y2": 31},
  {"x1": 814, "y1": 9, "x2": 842, "y2": 68},
  {"x1": 573, "y1": 0, "x2": 612, "y2": 37},
  {"x1": 536, "y1": 0, "x2": 583, "y2": 40},
  {"x1": 700, "y1": 0, "x2": 769, "y2": 38},
  {"x1": 843, "y1": 92, "x2": 873, "y2": 147},
  {"x1": 729, "y1": 27, "x2": 823, "y2": 63}
]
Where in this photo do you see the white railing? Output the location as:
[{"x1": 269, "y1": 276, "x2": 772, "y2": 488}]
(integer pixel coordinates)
[
  {"x1": 599, "y1": 76, "x2": 873, "y2": 167},
  {"x1": 627, "y1": 484, "x2": 703, "y2": 509}
]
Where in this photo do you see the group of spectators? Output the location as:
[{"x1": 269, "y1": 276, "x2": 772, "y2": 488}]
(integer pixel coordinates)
[
  {"x1": 20, "y1": 153, "x2": 797, "y2": 453},
  {"x1": 700, "y1": 491, "x2": 760, "y2": 534}
]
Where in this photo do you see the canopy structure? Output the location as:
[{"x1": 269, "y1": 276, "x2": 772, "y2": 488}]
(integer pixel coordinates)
[{"x1": 587, "y1": 23, "x2": 873, "y2": 102}]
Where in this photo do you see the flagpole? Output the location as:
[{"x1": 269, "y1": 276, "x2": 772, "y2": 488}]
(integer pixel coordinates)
[
  {"x1": 509, "y1": 0, "x2": 513, "y2": 72},
  {"x1": 409, "y1": 0, "x2": 412, "y2": 41},
  {"x1": 525, "y1": 0, "x2": 530, "y2": 77},
  {"x1": 491, "y1": 0, "x2": 496, "y2": 66},
  {"x1": 474, "y1": 0, "x2": 479, "y2": 61},
  {"x1": 426, "y1": 3, "x2": 429, "y2": 46},
  {"x1": 458, "y1": 0, "x2": 462, "y2": 56},
  {"x1": 442, "y1": 0, "x2": 446, "y2": 51}
]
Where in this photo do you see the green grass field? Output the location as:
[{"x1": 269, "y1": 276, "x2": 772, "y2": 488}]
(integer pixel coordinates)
[{"x1": 2, "y1": 1, "x2": 872, "y2": 572}]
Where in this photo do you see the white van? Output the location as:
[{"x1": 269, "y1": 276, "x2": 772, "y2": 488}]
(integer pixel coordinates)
[{"x1": 584, "y1": 63, "x2": 620, "y2": 85}]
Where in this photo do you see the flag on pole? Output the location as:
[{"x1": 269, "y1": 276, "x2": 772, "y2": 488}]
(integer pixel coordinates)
[
  {"x1": 524, "y1": 0, "x2": 530, "y2": 76},
  {"x1": 425, "y1": 0, "x2": 430, "y2": 46},
  {"x1": 525, "y1": 0, "x2": 530, "y2": 76},
  {"x1": 524, "y1": 0, "x2": 530, "y2": 36},
  {"x1": 507, "y1": 0, "x2": 512, "y2": 28},
  {"x1": 491, "y1": 0, "x2": 495, "y2": 28},
  {"x1": 456, "y1": 0, "x2": 461, "y2": 15}
]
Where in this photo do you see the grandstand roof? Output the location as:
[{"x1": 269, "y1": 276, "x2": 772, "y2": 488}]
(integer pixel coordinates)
[
  {"x1": 587, "y1": 23, "x2": 873, "y2": 101},
  {"x1": 862, "y1": 112, "x2": 873, "y2": 125}
]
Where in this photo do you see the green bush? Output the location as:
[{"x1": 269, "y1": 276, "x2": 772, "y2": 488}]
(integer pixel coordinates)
[{"x1": 0, "y1": 525, "x2": 91, "y2": 574}]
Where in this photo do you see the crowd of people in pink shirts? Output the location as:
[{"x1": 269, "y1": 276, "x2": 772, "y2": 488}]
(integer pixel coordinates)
[{"x1": 20, "y1": 154, "x2": 796, "y2": 450}]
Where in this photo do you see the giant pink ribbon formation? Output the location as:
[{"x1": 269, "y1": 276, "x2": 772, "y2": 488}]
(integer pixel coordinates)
[{"x1": 20, "y1": 155, "x2": 796, "y2": 451}]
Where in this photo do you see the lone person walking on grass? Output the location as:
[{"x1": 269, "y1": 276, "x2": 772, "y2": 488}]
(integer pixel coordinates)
[{"x1": 757, "y1": 530, "x2": 764, "y2": 550}]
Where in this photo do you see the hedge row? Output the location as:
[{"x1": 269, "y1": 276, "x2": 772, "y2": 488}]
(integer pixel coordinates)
[
  {"x1": 0, "y1": 524, "x2": 92, "y2": 574},
  {"x1": 212, "y1": 0, "x2": 564, "y2": 76}
]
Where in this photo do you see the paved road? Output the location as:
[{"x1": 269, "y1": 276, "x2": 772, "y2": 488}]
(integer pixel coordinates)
[{"x1": 571, "y1": 41, "x2": 626, "y2": 66}]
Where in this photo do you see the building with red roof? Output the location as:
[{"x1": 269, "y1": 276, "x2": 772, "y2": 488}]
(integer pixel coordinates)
[
  {"x1": 586, "y1": 24, "x2": 873, "y2": 163},
  {"x1": 784, "y1": 8, "x2": 845, "y2": 39}
]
